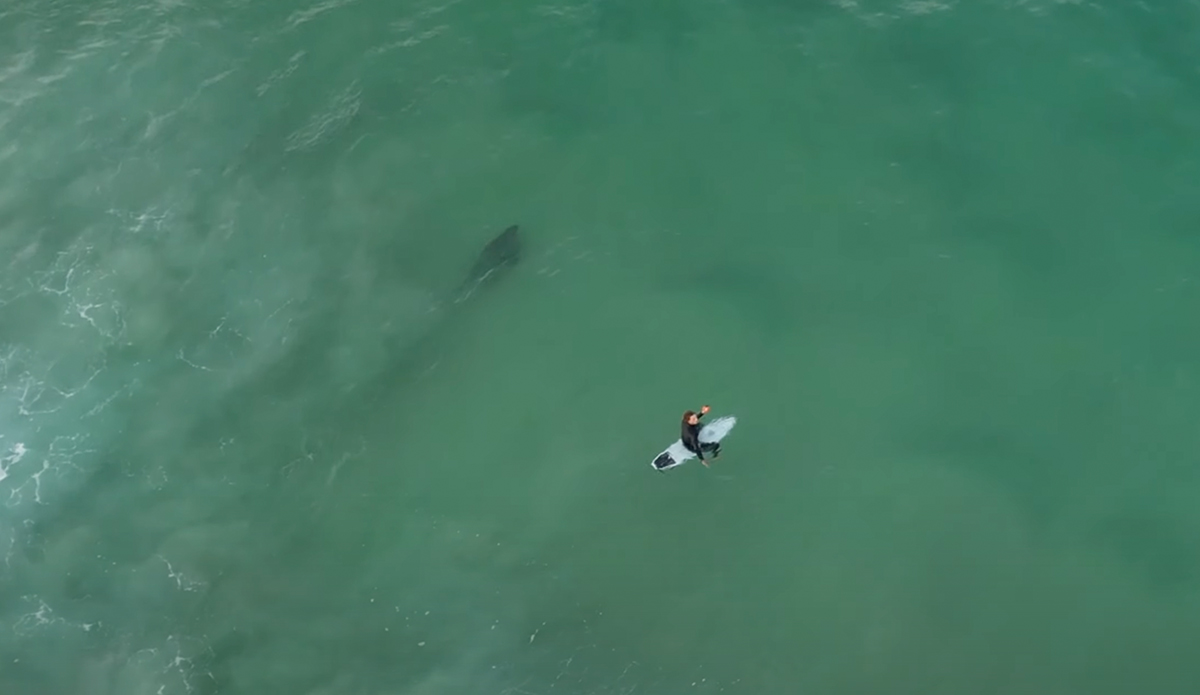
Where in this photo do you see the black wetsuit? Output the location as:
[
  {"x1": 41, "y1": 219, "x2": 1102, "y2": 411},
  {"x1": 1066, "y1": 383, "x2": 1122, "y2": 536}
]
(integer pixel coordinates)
[{"x1": 682, "y1": 413, "x2": 720, "y2": 461}]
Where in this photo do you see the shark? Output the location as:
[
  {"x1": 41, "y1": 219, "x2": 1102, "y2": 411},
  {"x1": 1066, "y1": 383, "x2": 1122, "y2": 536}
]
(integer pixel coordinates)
[
  {"x1": 452, "y1": 224, "x2": 522, "y2": 304},
  {"x1": 334, "y1": 223, "x2": 525, "y2": 411},
  {"x1": 162, "y1": 222, "x2": 526, "y2": 482},
  {"x1": 222, "y1": 224, "x2": 525, "y2": 406}
]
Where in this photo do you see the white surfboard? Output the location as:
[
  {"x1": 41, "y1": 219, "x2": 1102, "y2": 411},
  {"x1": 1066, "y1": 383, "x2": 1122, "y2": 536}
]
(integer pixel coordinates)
[{"x1": 651, "y1": 415, "x2": 737, "y2": 471}]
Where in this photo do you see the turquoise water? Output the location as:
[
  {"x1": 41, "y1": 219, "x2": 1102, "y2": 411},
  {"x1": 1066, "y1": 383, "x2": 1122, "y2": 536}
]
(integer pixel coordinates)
[{"x1": 3, "y1": 0, "x2": 1200, "y2": 692}]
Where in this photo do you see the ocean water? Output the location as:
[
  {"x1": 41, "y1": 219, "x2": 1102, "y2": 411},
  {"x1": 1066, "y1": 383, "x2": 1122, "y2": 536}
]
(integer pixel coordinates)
[{"x1": 2, "y1": 0, "x2": 1200, "y2": 693}]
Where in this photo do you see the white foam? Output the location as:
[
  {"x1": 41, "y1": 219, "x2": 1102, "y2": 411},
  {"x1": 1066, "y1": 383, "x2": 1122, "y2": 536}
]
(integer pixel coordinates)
[
  {"x1": 284, "y1": 0, "x2": 356, "y2": 31},
  {"x1": 157, "y1": 555, "x2": 205, "y2": 593},
  {"x1": 0, "y1": 441, "x2": 27, "y2": 483},
  {"x1": 284, "y1": 80, "x2": 362, "y2": 152},
  {"x1": 13, "y1": 596, "x2": 67, "y2": 635},
  {"x1": 255, "y1": 51, "x2": 306, "y2": 97},
  {"x1": 108, "y1": 635, "x2": 205, "y2": 695}
]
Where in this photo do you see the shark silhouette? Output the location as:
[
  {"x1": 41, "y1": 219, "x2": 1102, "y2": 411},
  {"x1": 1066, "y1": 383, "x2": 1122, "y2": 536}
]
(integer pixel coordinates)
[
  {"x1": 228, "y1": 224, "x2": 523, "y2": 400},
  {"x1": 180, "y1": 222, "x2": 526, "y2": 458},
  {"x1": 453, "y1": 224, "x2": 521, "y2": 303},
  {"x1": 350, "y1": 223, "x2": 523, "y2": 404}
]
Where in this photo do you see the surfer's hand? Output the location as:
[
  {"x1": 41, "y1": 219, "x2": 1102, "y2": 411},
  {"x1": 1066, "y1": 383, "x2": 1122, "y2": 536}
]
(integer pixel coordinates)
[
  {"x1": 701, "y1": 459, "x2": 710, "y2": 468},
  {"x1": 701, "y1": 405, "x2": 710, "y2": 414}
]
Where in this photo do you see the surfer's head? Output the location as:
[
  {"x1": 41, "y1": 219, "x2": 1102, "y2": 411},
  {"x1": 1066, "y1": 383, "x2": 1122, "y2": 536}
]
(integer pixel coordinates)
[{"x1": 683, "y1": 410, "x2": 699, "y2": 425}]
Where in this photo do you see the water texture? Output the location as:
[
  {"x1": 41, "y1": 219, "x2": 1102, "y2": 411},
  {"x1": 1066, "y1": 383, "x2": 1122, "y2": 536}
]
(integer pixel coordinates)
[{"x1": 2, "y1": 0, "x2": 1199, "y2": 693}]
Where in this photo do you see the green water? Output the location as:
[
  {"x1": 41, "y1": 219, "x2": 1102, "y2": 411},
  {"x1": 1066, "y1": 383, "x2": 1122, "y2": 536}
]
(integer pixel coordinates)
[{"x1": 3, "y1": 0, "x2": 1200, "y2": 692}]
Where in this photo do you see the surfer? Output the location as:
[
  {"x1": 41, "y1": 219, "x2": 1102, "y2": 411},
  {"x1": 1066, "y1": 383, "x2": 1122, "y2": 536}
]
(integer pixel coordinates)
[{"x1": 682, "y1": 405, "x2": 720, "y2": 467}]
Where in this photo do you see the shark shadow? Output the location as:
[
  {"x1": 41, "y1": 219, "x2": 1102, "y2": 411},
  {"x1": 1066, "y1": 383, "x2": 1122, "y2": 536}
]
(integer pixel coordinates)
[
  {"x1": 345, "y1": 223, "x2": 525, "y2": 412},
  {"x1": 185, "y1": 224, "x2": 524, "y2": 445},
  {"x1": 451, "y1": 224, "x2": 521, "y2": 305}
]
